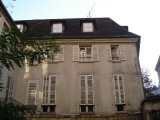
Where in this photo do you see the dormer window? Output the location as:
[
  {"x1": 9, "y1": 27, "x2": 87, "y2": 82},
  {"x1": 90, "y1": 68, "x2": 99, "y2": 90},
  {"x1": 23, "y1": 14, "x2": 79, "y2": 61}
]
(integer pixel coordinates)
[
  {"x1": 52, "y1": 23, "x2": 63, "y2": 33},
  {"x1": 17, "y1": 24, "x2": 24, "y2": 32},
  {"x1": 82, "y1": 23, "x2": 94, "y2": 32}
]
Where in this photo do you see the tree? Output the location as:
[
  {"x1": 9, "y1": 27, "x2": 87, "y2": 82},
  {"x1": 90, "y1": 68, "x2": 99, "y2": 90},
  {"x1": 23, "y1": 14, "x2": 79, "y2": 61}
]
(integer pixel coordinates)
[
  {"x1": 141, "y1": 68, "x2": 158, "y2": 97},
  {"x1": 0, "y1": 26, "x2": 60, "y2": 70}
]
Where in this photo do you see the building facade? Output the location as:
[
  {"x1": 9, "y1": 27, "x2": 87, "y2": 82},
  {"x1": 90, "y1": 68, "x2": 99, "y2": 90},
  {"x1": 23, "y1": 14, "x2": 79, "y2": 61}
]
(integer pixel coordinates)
[
  {"x1": 155, "y1": 56, "x2": 160, "y2": 87},
  {"x1": 14, "y1": 18, "x2": 144, "y2": 118},
  {"x1": 0, "y1": 0, "x2": 18, "y2": 100}
]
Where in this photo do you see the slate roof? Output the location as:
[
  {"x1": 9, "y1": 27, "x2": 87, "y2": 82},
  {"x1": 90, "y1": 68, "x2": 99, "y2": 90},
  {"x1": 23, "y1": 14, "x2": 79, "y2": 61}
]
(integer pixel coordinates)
[
  {"x1": 15, "y1": 18, "x2": 140, "y2": 39},
  {"x1": 141, "y1": 95, "x2": 160, "y2": 105}
]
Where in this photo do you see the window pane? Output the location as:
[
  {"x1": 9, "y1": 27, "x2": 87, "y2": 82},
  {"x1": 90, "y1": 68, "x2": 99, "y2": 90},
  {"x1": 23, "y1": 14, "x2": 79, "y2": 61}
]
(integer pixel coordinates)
[
  {"x1": 88, "y1": 105, "x2": 94, "y2": 112},
  {"x1": 81, "y1": 105, "x2": 86, "y2": 112}
]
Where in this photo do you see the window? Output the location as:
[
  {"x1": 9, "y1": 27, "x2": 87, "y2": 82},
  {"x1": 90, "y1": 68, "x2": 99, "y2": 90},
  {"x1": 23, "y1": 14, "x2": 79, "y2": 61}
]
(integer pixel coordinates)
[
  {"x1": 5, "y1": 76, "x2": 14, "y2": 99},
  {"x1": 79, "y1": 47, "x2": 92, "y2": 61},
  {"x1": 45, "y1": 46, "x2": 64, "y2": 62},
  {"x1": 106, "y1": 45, "x2": 125, "y2": 61},
  {"x1": 17, "y1": 24, "x2": 24, "y2": 32},
  {"x1": 82, "y1": 23, "x2": 94, "y2": 32},
  {"x1": 42, "y1": 75, "x2": 56, "y2": 112},
  {"x1": 73, "y1": 45, "x2": 99, "y2": 62},
  {"x1": 111, "y1": 45, "x2": 120, "y2": 60},
  {"x1": 113, "y1": 74, "x2": 125, "y2": 111},
  {"x1": 26, "y1": 80, "x2": 39, "y2": 105},
  {"x1": 52, "y1": 23, "x2": 63, "y2": 33},
  {"x1": 80, "y1": 75, "x2": 94, "y2": 112}
]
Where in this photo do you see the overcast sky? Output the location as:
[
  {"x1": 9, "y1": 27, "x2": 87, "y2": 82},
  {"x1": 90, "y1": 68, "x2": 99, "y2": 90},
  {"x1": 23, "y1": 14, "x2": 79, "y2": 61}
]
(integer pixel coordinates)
[{"x1": 2, "y1": 0, "x2": 160, "y2": 85}]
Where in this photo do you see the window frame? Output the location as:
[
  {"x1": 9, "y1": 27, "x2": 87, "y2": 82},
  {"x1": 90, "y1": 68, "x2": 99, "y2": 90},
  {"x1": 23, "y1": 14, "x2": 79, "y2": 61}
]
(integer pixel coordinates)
[
  {"x1": 52, "y1": 23, "x2": 63, "y2": 33},
  {"x1": 42, "y1": 75, "x2": 57, "y2": 112},
  {"x1": 82, "y1": 22, "x2": 94, "y2": 32},
  {"x1": 80, "y1": 75, "x2": 94, "y2": 113},
  {"x1": 26, "y1": 80, "x2": 39, "y2": 105}
]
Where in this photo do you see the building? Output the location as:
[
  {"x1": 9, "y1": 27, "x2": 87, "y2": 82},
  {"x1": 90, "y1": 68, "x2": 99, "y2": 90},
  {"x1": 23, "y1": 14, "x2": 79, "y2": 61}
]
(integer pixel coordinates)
[
  {"x1": 0, "y1": 0, "x2": 18, "y2": 100},
  {"x1": 155, "y1": 56, "x2": 160, "y2": 87},
  {"x1": 141, "y1": 95, "x2": 160, "y2": 120},
  {"x1": 13, "y1": 18, "x2": 144, "y2": 119}
]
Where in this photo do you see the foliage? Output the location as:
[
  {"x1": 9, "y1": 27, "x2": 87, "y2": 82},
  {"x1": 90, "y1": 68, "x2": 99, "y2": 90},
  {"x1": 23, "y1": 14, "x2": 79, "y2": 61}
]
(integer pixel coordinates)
[
  {"x1": 141, "y1": 68, "x2": 158, "y2": 97},
  {"x1": 0, "y1": 100, "x2": 37, "y2": 120},
  {"x1": 0, "y1": 26, "x2": 60, "y2": 70}
]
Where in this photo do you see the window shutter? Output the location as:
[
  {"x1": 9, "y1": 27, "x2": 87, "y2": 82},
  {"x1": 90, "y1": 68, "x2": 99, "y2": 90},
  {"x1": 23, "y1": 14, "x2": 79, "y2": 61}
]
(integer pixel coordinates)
[
  {"x1": 92, "y1": 45, "x2": 99, "y2": 61},
  {"x1": 43, "y1": 77, "x2": 49, "y2": 104},
  {"x1": 59, "y1": 45, "x2": 64, "y2": 61},
  {"x1": 80, "y1": 76, "x2": 86, "y2": 104},
  {"x1": 119, "y1": 45, "x2": 125, "y2": 60},
  {"x1": 106, "y1": 45, "x2": 112, "y2": 61},
  {"x1": 119, "y1": 75, "x2": 125, "y2": 103},
  {"x1": 87, "y1": 76, "x2": 93, "y2": 104},
  {"x1": 27, "y1": 82, "x2": 38, "y2": 105},
  {"x1": 113, "y1": 75, "x2": 120, "y2": 104},
  {"x1": 49, "y1": 76, "x2": 56, "y2": 104},
  {"x1": 73, "y1": 45, "x2": 79, "y2": 61}
]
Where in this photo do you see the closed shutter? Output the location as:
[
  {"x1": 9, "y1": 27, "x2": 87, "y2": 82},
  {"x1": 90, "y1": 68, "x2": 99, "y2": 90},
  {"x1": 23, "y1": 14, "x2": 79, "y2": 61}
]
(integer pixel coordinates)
[
  {"x1": 59, "y1": 45, "x2": 64, "y2": 61},
  {"x1": 27, "y1": 82, "x2": 38, "y2": 105},
  {"x1": 92, "y1": 45, "x2": 99, "y2": 61},
  {"x1": 49, "y1": 76, "x2": 56, "y2": 104},
  {"x1": 73, "y1": 45, "x2": 79, "y2": 61},
  {"x1": 106, "y1": 45, "x2": 112, "y2": 61},
  {"x1": 87, "y1": 76, "x2": 93, "y2": 104},
  {"x1": 43, "y1": 76, "x2": 49, "y2": 104},
  {"x1": 80, "y1": 76, "x2": 86, "y2": 104},
  {"x1": 113, "y1": 74, "x2": 125, "y2": 104},
  {"x1": 119, "y1": 45, "x2": 125, "y2": 60}
]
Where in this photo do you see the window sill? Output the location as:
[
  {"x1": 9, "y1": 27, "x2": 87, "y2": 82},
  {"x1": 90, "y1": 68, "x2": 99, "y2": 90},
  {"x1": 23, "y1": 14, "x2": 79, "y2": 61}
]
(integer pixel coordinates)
[{"x1": 80, "y1": 112, "x2": 95, "y2": 115}]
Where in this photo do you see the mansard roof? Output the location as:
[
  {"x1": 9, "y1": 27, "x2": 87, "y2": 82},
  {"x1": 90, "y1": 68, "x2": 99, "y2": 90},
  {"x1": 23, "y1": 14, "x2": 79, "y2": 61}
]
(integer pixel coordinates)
[{"x1": 15, "y1": 18, "x2": 140, "y2": 39}]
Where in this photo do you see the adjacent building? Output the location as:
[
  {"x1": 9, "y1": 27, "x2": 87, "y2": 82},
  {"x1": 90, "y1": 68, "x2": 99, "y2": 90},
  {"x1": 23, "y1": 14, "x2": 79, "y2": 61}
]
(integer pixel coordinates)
[
  {"x1": 0, "y1": 0, "x2": 18, "y2": 100},
  {"x1": 14, "y1": 18, "x2": 144, "y2": 118}
]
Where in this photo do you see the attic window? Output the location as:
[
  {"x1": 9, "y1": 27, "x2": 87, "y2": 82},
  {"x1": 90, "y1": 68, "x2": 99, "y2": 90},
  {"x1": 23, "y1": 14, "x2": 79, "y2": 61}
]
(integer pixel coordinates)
[
  {"x1": 82, "y1": 23, "x2": 94, "y2": 32},
  {"x1": 52, "y1": 23, "x2": 63, "y2": 33},
  {"x1": 17, "y1": 24, "x2": 24, "y2": 32}
]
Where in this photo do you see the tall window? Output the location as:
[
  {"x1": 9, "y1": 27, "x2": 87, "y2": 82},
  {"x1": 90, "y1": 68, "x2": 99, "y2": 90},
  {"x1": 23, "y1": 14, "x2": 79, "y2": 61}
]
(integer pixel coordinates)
[
  {"x1": 5, "y1": 76, "x2": 14, "y2": 99},
  {"x1": 42, "y1": 75, "x2": 56, "y2": 112},
  {"x1": 27, "y1": 80, "x2": 39, "y2": 105},
  {"x1": 52, "y1": 23, "x2": 63, "y2": 33},
  {"x1": 80, "y1": 75, "x2": 94, "y2": 112},
  {"x1": 113, "y1": 74, "x2": 125, "y2": 111},
  {"x1": 82, "y1": 23, "x2": 94, "y2": 32}
]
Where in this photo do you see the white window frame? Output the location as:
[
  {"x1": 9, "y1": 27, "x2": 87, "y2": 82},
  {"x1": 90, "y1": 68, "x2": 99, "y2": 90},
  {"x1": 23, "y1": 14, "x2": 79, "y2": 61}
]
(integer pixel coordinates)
[
  {"x1": 52, "y1": 23, "x2": 63, "y2": 33},
  {"x1": 82, "y1": 23, "x2": 94, "y2": 32},
  {"x1": 113, "y1": 74, "x2": 125, "y2": 104},
  {"x1": 42, "y1": 75, "x2": 57, "y2": 105},
  {"x1": 26, "y1": 80, "x2": 39, "y2": 105}
]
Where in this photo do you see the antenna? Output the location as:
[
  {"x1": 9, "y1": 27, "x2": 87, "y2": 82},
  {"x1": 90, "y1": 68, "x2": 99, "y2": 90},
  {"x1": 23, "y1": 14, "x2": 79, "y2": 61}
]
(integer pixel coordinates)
[{"x1": 87, "y1": 2, "x2": 96, "y2": 18}]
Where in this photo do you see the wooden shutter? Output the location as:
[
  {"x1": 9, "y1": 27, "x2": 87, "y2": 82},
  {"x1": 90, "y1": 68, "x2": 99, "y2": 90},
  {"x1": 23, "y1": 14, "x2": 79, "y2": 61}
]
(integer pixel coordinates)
[
  {"x1": 119, "y1": 45, "x2": 125, "y2": 60},
  {"x1": 49, "y1": 76, "x2": 56, "y2": 104},
  {"x1": 73, "y1": 45, "x2": 79, "y2": 61},
  {"x1": 80, "y1": 76, "x2": 86, "y2": 104},
  {"x1": 92, "y1": 45, "x2": 99, "y2": 61},
  {"x1": 113, "y1": 75, "x2": 125, "y2": 104},
  {"x1": 106, "y1": 45, "x2": 112, "y2": 61},
  {"x1": 59, "y1": 45, "x2": 64, "y2": 61},
  {"x1": 27, "y1": 82, "x2": 38, "y2": 105},
  {"x1": 43, "y1": 77, "x2": 49, "y2": 104},
  {"x1": 87, "y1": 76, "x2": 93, "y2": 104}
]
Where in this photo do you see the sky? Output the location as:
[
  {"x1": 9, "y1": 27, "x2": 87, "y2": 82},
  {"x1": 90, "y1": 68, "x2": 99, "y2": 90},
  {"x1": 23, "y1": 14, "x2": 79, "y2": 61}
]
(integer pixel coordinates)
[{"x1": 2, "y1": 0, "x2": 160, "y2": 85}]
